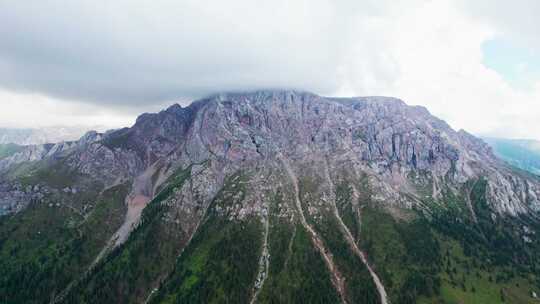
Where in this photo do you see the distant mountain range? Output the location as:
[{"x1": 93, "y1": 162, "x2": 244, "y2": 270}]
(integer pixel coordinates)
[
  {"x1": 483, "y1": 137, "x2": 540, "y2": 175},
  {"x1": 0, "y1": 126, "x2": 103, "y2": 145}
]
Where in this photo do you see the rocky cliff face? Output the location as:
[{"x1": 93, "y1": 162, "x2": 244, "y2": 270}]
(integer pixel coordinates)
[
  {"x1": 4, "y1": 91, "x2": 537, "y2": 217},
  {"x1": 90, "y1": 90, "x2": 536, "y2": 218},
  {"x1": 1, "y1": 90, "x2": 540, "y2": 304}
]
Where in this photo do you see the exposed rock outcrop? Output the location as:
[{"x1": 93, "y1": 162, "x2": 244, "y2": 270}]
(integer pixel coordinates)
[{"x1": 2, "y1": 90, "x2": 539, "y2": 221}]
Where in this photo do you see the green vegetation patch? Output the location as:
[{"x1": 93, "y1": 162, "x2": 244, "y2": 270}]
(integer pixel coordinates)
[
  {"x1": 257, "y1": 190, "x2": 341, "y2": 304},
  {"x1": 0, "y1": 183, "x2": 128, "y2": 304},
  {"x1": 316, "y1": 212, "x2": 380, "y2": 303},
  {"x1": 419, "y1": 237, "x2": 540, "y2": 304},
  {"x1": 151, "y1": 173, "x2": 263, "y2": 304},
  {"x1": 361, "y1": 206, "x2": 442, "y2": 304},
  {"x1": 101, "y1": 128, "x2": 132, "y2": 150},
  {"x1": 65, "y1": 167, "x2": 192, "y2": 304},
  {"x1": 11, "y1": 158, "x2": 83, "y2": 189},
  {"x1": 424, "y1": 177, "x2": 540, "y2": 303},
  {"x1": 298, "y1": 175, "x2": 380, "y2": 303}
]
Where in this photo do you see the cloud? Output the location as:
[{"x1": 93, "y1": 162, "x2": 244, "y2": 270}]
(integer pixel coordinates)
[
  {"x1": 0, "y1": 0, "x2": 539, "y2": 140},
  {"x1": 383, "y1": 1, "x2": 540, "y2": 140},
  {"x1": 338, "y1": 0, "x2": 540, "y2": 140},
  {"x1": 0, "y1": 0, "x2": 378, "y2": 104},
  {"x1": 0, "y1": 90, "x2": 135, "y2": 130},
  {"x1": 460, "y1": 0, "x2": 540, "y2": 52}
]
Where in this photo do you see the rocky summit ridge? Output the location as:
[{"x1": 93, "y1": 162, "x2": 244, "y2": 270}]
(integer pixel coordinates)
[
  {"x1": 1, "y1": 90, "x2": 540, "y2": 304},
  {"x1": 3, "y1": 90, "x2": 537, "y2": 217}
]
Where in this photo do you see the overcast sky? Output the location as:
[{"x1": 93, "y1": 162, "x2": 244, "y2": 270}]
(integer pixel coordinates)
[{"x1": 0, "y1": 0, "x2": 539, "y2": 139}]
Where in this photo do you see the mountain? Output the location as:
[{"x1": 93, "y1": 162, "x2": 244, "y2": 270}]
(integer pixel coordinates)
[
  {"x1": 1, "y1": 90, "x2": 540, "y2": 304},
  {"x1": 0, "y1": 126, "x2": 103, "y2": 145},
  {"x1": 484, "y1": 137, "x2": 540, "y2": 176}
]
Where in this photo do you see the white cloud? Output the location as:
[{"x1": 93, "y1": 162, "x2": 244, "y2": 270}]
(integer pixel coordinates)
[
  {"x1": 0, "y1": 0, "x2": 538, "y2": 139},
  {"x1": 460, "y1": 0, "x2": 540, "y2": 52},
  {"x1": 0, "y1": 90, "x2": 135, "y2": 130},
  {"x1": 339, "y1": 0, "x2": 540, "y2": 140}
]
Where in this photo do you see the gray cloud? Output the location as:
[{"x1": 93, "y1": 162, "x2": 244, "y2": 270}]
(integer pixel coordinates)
[{"x1": 0, "y1": 0, "x2": 382, "y2": 106}]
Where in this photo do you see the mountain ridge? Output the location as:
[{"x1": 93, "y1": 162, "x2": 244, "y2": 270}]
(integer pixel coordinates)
[{"x1": 1, "y1": 90, "x2": 540, "y2": 303}]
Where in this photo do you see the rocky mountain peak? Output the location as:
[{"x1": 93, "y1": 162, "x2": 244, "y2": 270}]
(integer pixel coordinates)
[
  {"x1": 2, "y1": 89, "x2": 539, "y2": 217},
  {"x1": 64, "y1": 91, "x2": 540, "y2": 213}
]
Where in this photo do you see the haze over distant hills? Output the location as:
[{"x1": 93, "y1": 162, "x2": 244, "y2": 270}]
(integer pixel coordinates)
[
  {"x1": 483, "y1": 137, "x2": 540, "y2": 176},
  {"x1": 0, "y1": 126, "x2": 106, "y2": 146}
]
